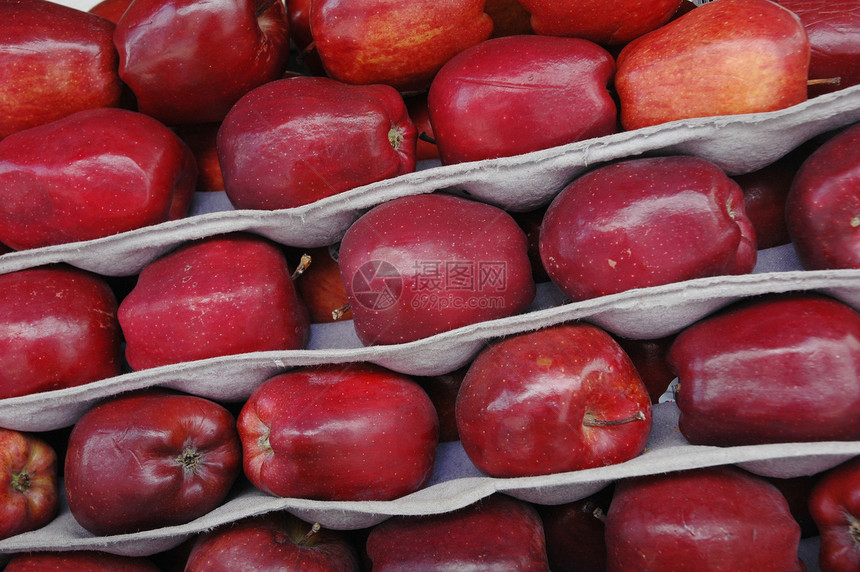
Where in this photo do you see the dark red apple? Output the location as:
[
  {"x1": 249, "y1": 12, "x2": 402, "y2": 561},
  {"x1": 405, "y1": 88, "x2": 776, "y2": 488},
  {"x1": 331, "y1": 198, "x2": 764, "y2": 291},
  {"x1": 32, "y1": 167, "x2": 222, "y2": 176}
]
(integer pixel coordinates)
[
  {"x1": 427, "y1": 34, "x2": 617, "y2": 165},
  {"x1": 0, "y1": 0, "x2": 123, "y2": 140},
  {"x1": 605, "y1": 466, "x2": 804, "y2": 571},
  {"x1": 615, "y1": 0, "x2": 810, "y2": 130},
  {"x1": 537, "y1": 485, "x2": 613, "y2": 572},
  {"x1": 785, "y1": 121, "x2": 860, "y2": 270},
  {"x1": 510, "y1": 206, "x2": 551, "y2": 283},
  {"x1": 173, "y1": 122, "x2": 226, "y2": 192},
  {"x1": 88, "y1": 0, "x2": 133, "y2": 23},
  {"x1": 292, "y1": 245, "x2": 353, "y2": 324},
  {"x1": 217, "y1": 75, "x2": 416, "y2": 210},
  {"x1": 113, "y1": 0, "x2": 290, "y2": 125},
  {"x1": 2, "y1": 551, "x2": 160, "y2": 571},
  {"x1": 809, "y1": 456, "x2": 860, "y2": 572},
  {"x1": 118, "y1": 232, "x2": 310, "y2": 370},
  {"x1": 539, "y1": 155, "x2": 757, "y2": 302},
  {"x1": 413, "y1": 366, "x2": 468, "y2": 443},
  {"x1": 0, "y1": 429, "x2": 58, "y2": 541},
  {"x1": 775, "y1": 0, "x2": 860, "y2": 97},
  {"x1": 309, "y1": 0, "x2": 493, "y2": 92},
  {"x1": 0, "y1": 107, "x2": 196, "y2": 251},
  {"x1": 0, "y1": 265, "x2": 122, "y2": 399},
  {"x1": 366, "y1": 494, "x2": 550, "y2": 571},
  {"x1": 455, "y1": 323, "x2": 652, "y2": 478},
  {"x1": 184, "y1": 512, "x2": 360, "y2": 571},
  {"x1": 484, "y1": 0, "x2": 533, "y2": 38},
  {"x1": 403, "y1": 93, "x2": 441, "y2": 163},
  {"x1": 613, "y1": 334, "x2": 677, "y2": 404},
  {"x1": 668, "y1": 292, "x2": 860, "y2": 446},
  {"x1": 64, "y1": 389, "x2": 242, "y2": 536},
  {"x1": 517, "y1": 0, "x2": 682, "y2": 45},
  {"x1": 238, "y1": 363, "x2": 438, "y2": 501},
  {"x1": 337, "y1": 193, "x2": 535, "y2": 346},
  {"x1": 733, "y1": 153, "x2": 799, "y2": 249}
]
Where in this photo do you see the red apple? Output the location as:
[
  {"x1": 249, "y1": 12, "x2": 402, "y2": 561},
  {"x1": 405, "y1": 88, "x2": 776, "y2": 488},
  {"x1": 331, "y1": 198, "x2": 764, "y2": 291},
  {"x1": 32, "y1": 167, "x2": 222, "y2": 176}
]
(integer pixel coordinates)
[
  {"x1": 217, "y1": 75, "x2": 417, "y2": 210},
  {"x1": 809, "y1": 456, "x2": 860, "y2": 572},
  {"x1": 539, "y1": 155, "x2": 757, "y2": 302},
  {"x1": 365, "y1": 494, "x2": 550, "y2": 571},
  {"x1": 403, "y1": 93, "x2": 441, "y2": 163},
  {"x1": 292, "y1": 245, "x2": 353, "y2": 323},
  {"x1": 455, "y1": 323, "x2": 652, "y2": 478},
  {"x1": 0, "y1": 429, "x2": 58, "y2": 541},
  {"x1": 64, "y1": 389, "x2": 242, "y2": 536},
  {"x1": 427, "y1": 35, "x2": 617, "y2": 165},
  {"x1": 785, "y1": 121, "x2": 860, "y2": 270},
  {"x1": 668, "y1": 292, "x2": 860, "y2": 446},
  {"x1": 184, "y1": 512, "x2": 360, "y2": 571},
  {"x1": 613, "y1": 334, "x2": 677, "y2": 404},
  {"x1": 238, "y1": 363, "x2": 438, "y2": 501},
  {"x1": 113, "y1": 0, "x2": 291, "y2": 125},
  {"x1": 775, "y1": 0, "x2": 860, "y2": 97},
  {"x1": 337, "y1": 193, "x2": 535, "y2": 346},
  {"x1": 510, "y1": 206, "x2": 551, "y2": 283},
  {"x1": 0, "y1": 107, "x2": 196, "y2": 251},
  {"x1": 413, "y1": 366, "x2": 468, "y2": 443},
  {"x1": 484, "y1": 0, "x2": 533, "y2": 38},
  {"x1": 606, "y1": 466, "x2": 804, "y2": 571},
  {"x1": 118, "y1": 232, "x2": 310, "y2": 370},
  {"x1": 173, "y1": 122, "x2": 226, "y2": 192},
  {"x1": 615, "y1": 0, "x2": 810, "y2": 131},
  {"x1": 309, "y1": 0, "x2": 493, "y2": 92},
  {"x1": 2, "y1": 551, "x2": 160, "y2": 571},
  {"x1": 734, "y1": 155, "x2": 798, "y2": 250},
  {"x1": 0, "y1": 0, "x2": 123, "y2": 140},
  {"x1": 0, "y1": 265, "x2": 122, "y2": 399},
  {"x1": 517, "y1": 0, "x2": 683, "y2": 45},
  {"x1": 537, "y1": 486, "x2": 613, "y2": 572},
  {"x1": 88, "y1": 0, "x2": 133, "y2": 23}
]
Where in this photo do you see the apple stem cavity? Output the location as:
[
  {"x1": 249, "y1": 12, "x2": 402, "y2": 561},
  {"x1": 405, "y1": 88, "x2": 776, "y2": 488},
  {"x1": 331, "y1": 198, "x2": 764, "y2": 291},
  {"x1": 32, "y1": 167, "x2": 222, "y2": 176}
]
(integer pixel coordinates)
[
  {"x1": 11, "y1": 470, "x2": 31, "y2": 493},
  {"x1": 583, "y1": 410, "x2": 646, "y2": 427},
  {"x1": 332, "y1": 303, "x2": 351, "y2": 321},
  {"x1": 298, "y1": 522, "x2": 322, "y2": 546},
  {"x1": 292, "y1": 253, "x2": 312, "y2": 280},
  {"x1": 176, "y1": 446, "x2": 202, "y2": 473}
]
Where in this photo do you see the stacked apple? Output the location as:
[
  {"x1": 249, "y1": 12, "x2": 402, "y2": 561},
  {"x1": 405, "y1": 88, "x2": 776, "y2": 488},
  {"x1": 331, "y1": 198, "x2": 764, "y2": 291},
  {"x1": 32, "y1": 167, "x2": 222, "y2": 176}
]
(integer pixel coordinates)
[{"x1": 0, "y1": 0, "x2": 860, "y2": 569}]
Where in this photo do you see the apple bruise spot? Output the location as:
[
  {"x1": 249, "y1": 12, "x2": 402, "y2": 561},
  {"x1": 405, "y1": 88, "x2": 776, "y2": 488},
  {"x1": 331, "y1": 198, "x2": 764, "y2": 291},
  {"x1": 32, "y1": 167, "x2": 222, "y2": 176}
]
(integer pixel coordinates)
[{"x1": 175, "y1": 446, "x2": 202, "y2": 474}]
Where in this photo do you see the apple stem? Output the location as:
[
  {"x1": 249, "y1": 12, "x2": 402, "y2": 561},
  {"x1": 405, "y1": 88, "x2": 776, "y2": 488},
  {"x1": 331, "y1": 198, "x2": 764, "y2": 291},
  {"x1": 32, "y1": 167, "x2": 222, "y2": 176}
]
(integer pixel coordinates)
[
  {"x1": 418, "y1": 132, "x2": 437, "y2": 146},
  {"x1": 592, "y1": 506, "x2": 607, "y2": 523},
  {"x1": 807, "y1": 77, "x2": 841, "y2": 87},
  {"x1": 292, "y1": 253, "x2": 312, "y2": 280},
  {"x1": 298, "y1": 522, "x2": 321, "y2": 546},
  {"x1": 11, "y1": 470, "x2": 31, "y2": 493},
  {"x1": 583, "y1": 410, "x2": 646, "y2": 427},
  {"x1": 332, "y1": 303, "x2": 351, "y2": 321}
]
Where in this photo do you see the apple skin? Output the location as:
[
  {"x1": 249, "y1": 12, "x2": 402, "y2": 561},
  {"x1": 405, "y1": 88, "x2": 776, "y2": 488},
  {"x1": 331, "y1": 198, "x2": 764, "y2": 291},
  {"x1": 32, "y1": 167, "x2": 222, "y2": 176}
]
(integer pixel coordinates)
[
  {"x1": 337, "y1": 193, "x2": 536, "y2": 346},
  {"x1": 734, "y1": 155, "x2": 798, "y2": 249},
  {"x1": 785, "y1": 122, "x2": 860, "y2": 270},
  {"x1": 539, "y1": 155, "x2": 757, "y2": 302},
  {"x1": 537, "y1": 486, "x2": 613, "y2": 572},
  {"x1": 485, "y1": 0, "x2": 533, "y2": 38},
  {"x1": 0, "y1": 107, "x2": 196, "y2": 251},
  {"x1": 605, "y1": 466, "x2": 804, "y2": 571},
  {"x1": 238, "y1": 363, "x2": 439, "y2": 501},
  {"x1": 403, "y1": 93, "x2": 441, "y2": 163},
  {"x1": 113, "y1": 0, "x2": 290, "y2": 126},
  {"x1": 615, "y1": 0, "x2": 810, "y2": 131},
  {"x1": 809, "y1": 456, "x2": 860, "y2": 572},
  {"x1": 292, "y1": 245, "x2": 353, "y2": 324},
  {"x1": 0, "y1": 0, "x2": 123, "y2": 140},
  {"x1": 455, "y1": 323, "x2": 652, "y2": 478},
  {"x1": 517, "y1": 0, "x2": 683, "y2": 45},
  {"x1": 2, "y1": 551, "x2": 160, "y2": 571},
  {"x1": 613, "y1": 335, "x2": 677, "y2": 404},
  {"x1": 775, "y1": 0, "x2": 860, "y2": 97},
  {"x1": 413, "y1": 366, "x2": 468, "y2": 443},
  {"x1": 64, "y1": 389, "x2": 242, "y2": 536},
  {"x1": 173, "y1": 122, "x2": 226, "y2": 192},
  {"x1": 427, "y1": 35, "x2": 617, "y2": 165},
  {"x1": 668, "y1": 292, "x2": 860, "y2": 446},
  {"x1": 118, "y1": 232, "x2": 310, "y2": 370},
  {"x1": 184, "y1": 512, "x2": 359, "y2": 572},
  {"x1": 88, "y1": 0, "x2": 133, "y2": 24},
  {"x1": 217, "y1": 75, "x2": 417, "y2": 210},
  {"x1": 366, "y1": 494, "x2": 550, "y2": 571},
  {"x1": 0, "y1": 429, "x2": 58, "y2": 541},
  {"x1": 309, "y1": 0, "x2": 493, "y2": 92},
  {"x1": 0, "y1": 266, "x2": 122, "y2": 399}
]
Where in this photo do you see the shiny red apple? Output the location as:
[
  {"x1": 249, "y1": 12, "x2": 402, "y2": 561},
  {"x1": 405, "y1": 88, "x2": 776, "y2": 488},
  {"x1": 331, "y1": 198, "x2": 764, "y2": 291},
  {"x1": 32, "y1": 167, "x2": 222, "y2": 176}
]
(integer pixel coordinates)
[
  {"x1": 0, "y1": 107, "x2": 197, "y2": 251},
  {"x1": 337, "y1": 193, "x2": 535, "y2": 346},
  {"x1": 0, "y1": 265, "x2": 122, "y2": 399},
  {"x1": 456, "y1": 323, "x2": 652, "y2": 477},
  {"x1": 539, "y1": 155, "x2": 757, "y2": 302},
  {"x1": 217, "y1": 75, "x2": 416, "y2": 210},
  {"x1": 0, "y1": 0, "x2": 123, "y2": 140},
  {"x1": 118, "y1": 232, "x2": 310, "y2": 370},
  {"x1": 238, "y1": 363, "x2": 438, "y2": 501},
  {"x1": 427, "y1": 34, "x2": 617, "y2": 165},
  {"x1": 0, "y1": 428, "x2": 58, "y2": 541},
  {"x1": 809, "y1": 456, "x2": 860, "y2": 572},
  {"x1": 113, "y1": 0, "x2": 291, "y2": 125},
  {"x1": 64, "y1": 389, "x2": 242, "y2": 536}
]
